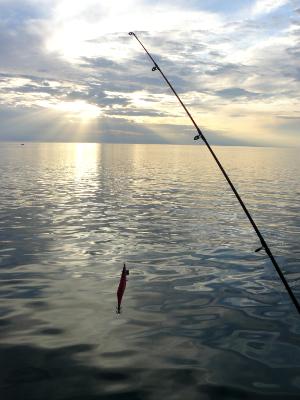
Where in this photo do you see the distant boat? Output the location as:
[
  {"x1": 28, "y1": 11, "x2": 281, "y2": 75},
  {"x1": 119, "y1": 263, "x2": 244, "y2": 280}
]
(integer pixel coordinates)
[{"x1": 20, "y1": 143, "x2": 24, "y2": 146}]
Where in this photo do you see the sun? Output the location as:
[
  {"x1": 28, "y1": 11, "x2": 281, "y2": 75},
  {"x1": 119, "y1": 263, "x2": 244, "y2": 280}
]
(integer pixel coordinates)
[
  {"x1": 35, "y1": 99, "x2": 101, "y2": 141},
  {"x1": 45, "y1": 100, "x2": 101, "y2": 121}
]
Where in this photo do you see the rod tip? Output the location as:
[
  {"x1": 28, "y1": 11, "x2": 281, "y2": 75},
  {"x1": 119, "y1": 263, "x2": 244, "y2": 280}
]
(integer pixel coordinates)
[{"x1": 128, "y1": 32, "x2": 134, "y2": 36}]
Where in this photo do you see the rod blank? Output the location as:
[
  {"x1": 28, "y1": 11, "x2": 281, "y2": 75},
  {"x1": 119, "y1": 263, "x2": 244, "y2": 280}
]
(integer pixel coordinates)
[{"x1": 129, "y1": 31, "x2": 300, "y2": 314}]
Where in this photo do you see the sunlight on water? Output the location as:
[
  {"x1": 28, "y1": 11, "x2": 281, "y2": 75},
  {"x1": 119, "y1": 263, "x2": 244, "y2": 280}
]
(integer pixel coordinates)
[{"x1": 0, "y1": 142, "x2": 299, "y2": 399}]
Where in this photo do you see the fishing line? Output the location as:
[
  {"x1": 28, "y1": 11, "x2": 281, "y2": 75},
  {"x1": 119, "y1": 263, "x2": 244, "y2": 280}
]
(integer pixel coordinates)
[{"x1": 128, "y1": 31, "x2": 300, "y2": 314}]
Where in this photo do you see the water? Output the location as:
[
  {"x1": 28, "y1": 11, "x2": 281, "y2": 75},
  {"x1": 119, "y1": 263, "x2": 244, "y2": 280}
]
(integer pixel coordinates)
[{"x1": 0, "y1": 142, "x2": 299, "y2": 399}]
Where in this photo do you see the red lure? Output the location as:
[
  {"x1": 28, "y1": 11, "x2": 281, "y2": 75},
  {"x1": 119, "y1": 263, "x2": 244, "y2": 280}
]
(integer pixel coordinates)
[{"x1": 117, "y1": 263, "x2": 129, "y2": 313}]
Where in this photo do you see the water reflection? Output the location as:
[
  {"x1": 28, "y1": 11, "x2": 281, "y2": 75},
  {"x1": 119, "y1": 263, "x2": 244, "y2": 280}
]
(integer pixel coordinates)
[
  {"x1": 0, "y1": 143, "x2": 300, "y2": 399},
  {"x1": 73, "y1": 143, "x2": 101, "y2": 180}
]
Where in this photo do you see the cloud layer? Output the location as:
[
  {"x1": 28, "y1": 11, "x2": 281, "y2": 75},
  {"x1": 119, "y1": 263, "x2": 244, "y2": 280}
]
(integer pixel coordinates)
[{"x1": 0, "y1": 0, "x2": 299, "y2": 146}]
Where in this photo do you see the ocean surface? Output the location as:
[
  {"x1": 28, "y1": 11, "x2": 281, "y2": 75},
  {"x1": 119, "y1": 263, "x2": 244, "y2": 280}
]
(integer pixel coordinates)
[{"x1": 0, "y1": 142, "x2": 299, "y2": 400}]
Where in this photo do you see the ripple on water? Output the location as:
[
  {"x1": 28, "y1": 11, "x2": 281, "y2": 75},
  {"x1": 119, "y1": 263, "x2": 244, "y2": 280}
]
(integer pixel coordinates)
[{"x1": 0, "y1": 143, "x2": 299, "y2": 399}]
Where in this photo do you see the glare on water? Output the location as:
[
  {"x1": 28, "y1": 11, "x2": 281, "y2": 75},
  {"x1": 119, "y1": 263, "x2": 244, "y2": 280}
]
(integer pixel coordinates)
[{"x1": 0, "y1": 142, "x2": 299, "y2": 399}]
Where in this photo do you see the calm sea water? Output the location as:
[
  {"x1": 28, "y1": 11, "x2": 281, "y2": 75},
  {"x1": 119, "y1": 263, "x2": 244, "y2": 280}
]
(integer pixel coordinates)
[{"x1": 0, "y1": 142, "x2": 299, "y2": 399}]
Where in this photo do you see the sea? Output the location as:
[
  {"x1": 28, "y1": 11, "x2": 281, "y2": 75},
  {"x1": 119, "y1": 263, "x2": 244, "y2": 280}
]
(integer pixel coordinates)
[{"x1": 0, "y1": 142, "x2": 299, "y2": 400}]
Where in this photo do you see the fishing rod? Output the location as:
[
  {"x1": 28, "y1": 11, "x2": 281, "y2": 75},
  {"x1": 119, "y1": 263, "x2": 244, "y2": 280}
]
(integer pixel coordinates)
[{"x1": 129, "y1": 31, "x2": 300, "y2": 314}]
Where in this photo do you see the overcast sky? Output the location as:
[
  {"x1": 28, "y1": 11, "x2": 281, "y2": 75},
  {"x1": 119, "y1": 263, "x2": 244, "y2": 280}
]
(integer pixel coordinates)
[{"x1": 0, "y1": 0, "x2": 299, "y2": 146}]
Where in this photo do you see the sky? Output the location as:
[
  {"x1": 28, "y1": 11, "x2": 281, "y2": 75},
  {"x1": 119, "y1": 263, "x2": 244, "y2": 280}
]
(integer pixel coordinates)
[{"x1": 0, "y1": 0, "x2": 299, "y2": 146}]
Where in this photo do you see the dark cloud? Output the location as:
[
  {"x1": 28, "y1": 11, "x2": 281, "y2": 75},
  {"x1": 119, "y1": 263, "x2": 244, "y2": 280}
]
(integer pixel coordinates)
[
  {"x1": 0, "y1": 105, "x2": 166, "y2": 144},
  {"x1": 104, "y1": 108, "x2": 169, "y2": 117},
  {"x1": 98, "y1": 117, "x2": 168, "y2": 144},
  {"x1": 215, "y1": 87, "x2": 261, "y2": 99},
  {"x1": 66, "y1": 87, "x2": 131, "y2": 108},
  {"x1": 286, "y1": 42, "x2": 300, "y2": 60},
  {"x1": 77, "y1": 52, "x2": 183, "y2": 95},
  {"x1": 0, "y1": 0, "x2": 48, "y2": 26},
  {"x1": 268, "y1": 117, "x2": 300, "y2": 138},
  {"x1": 80, "y1": 56, "x2": 122, "y2": 69},
  {"x1": 0, "y1": 102, "x2": 254, "y2": 146},
  {"x1": 149, "y1": 122, "x2": 255, "y2": 146},
  {"x1": 6, "y1": 83, "x2": 63, "y2": 95},
  {"x1": 205, "y1": 63, "x2": 246, "y2": 77},
  {"x1": 146, "y1": 33, "x2": 208, "y2": 58},
  {"x1": 276, "y1": 115, "x2": 300, "y2": 120}
]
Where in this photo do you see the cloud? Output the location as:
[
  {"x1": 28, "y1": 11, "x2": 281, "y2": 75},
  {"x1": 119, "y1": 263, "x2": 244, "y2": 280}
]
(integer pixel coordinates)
[
  {"x1": 252, "y1": 0, "x2": 289, "y2": 16},
  {"x1": 0, "y1": 3, "x2": 81, "y2": 84},
  {"x1": 0, "y1": 104, "x2": 167, "y2": 144},
  {"x1": 0, "y1": 0, "x2": 299, "y2": 146},
  {"x1": 215, "y1": 87, "x2": 261, "y2": 100},
  {"x1": 98, "y1": 117, "x2": 168, "y2": 144}
]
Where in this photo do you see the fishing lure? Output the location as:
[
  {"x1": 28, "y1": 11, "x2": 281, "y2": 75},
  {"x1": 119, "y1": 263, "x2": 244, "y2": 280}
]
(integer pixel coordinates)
[{"x1": 117, "y1": 263, "x2": 129, "y2": 313}]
